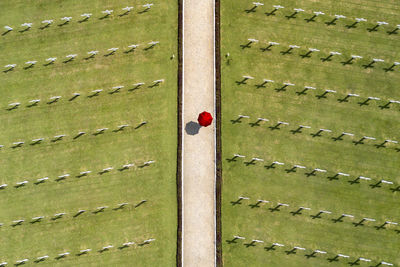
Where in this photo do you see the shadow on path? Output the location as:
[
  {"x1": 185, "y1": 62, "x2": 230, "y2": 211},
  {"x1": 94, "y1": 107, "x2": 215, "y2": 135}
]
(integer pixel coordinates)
[{"x1": 185, "y1": 121, "x2": 201, "y2": 135}]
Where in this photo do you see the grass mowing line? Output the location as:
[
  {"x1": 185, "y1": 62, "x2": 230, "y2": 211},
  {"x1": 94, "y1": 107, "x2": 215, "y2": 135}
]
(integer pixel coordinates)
[
  {"x1": 243, "y1": 3, "x2": 400, "y2": 37},
  {"x1": 229, "y1": 196, "x2": 399, "y2": 233},
  {"x1": 2, "y1": 40, "x2": 161, "y2": 73},
  {"x1": 1, "y1": 5, "x2": 152, "y2": 39},
  {"x1": 1, "y1": 237, "x2": 156, "y2": 266},
  {"x1": 225, "y1": 235, "x2": 394, "y2": 266},
  {"x1": 225, "y1": 157, "x2": 400, "y2": 194},
  {"x1": 238, "y1": 39, "x2": 398, "y2": 73},
  {"x1": 0, "y1": 199, "x2": 147, "y2": 229},
  {"x1": 0, "y1": 159, "x2": 153, "y2": 192},
  {"x1": 2, "y1": 79, "x2": 165, "y2": 113},
  {"x1": 0, "y1": 120, "x2": 147, "y2": 151},
  {"x1": 229, "y1": 115, "x2": 400, "y2": 152}
]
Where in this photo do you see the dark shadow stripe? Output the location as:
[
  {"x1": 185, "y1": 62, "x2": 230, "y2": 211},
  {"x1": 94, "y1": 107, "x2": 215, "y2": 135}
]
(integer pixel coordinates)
[
  {"x1": 176, "y1": 0, "x2": 183, "y2": 266},
  {"x1": 215, "y1": 0, "x2": 223, "y2": 266}
]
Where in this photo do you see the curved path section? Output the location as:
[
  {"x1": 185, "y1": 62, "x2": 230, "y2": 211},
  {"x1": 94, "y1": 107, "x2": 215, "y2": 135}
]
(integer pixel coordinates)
[{"x1": 182, "y1": 0, "x2": 216, "y2": 266}]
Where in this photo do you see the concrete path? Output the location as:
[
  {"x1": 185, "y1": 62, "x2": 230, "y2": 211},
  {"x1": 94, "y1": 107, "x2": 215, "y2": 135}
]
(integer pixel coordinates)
[{"x1": 182, "y1": 0, "x2": 215, "y2": 266}]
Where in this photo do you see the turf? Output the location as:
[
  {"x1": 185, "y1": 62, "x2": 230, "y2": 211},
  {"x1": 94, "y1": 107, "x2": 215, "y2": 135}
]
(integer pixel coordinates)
[
  {"x1": 221, "y1": 1, "x2": 400, "y2": 266},
  {"x1": 0, "y1": 0, "x2": 178, "y2": 266}
]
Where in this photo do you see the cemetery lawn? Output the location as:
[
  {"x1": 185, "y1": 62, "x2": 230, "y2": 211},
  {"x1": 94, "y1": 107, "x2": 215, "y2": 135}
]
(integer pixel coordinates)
[
  {"x1": 221, "y1": 0, "x2": 400, "y2": 266},
  {"x1": 0, "y1": 0, "x2": 178, "y2": 266}
]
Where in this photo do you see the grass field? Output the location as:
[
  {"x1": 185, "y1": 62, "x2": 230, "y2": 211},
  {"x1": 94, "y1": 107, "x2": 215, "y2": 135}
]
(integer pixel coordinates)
[
  {"x1": 0, "y1": 0, "x2": 178, "y2": 266},
  {"x1": 221, "y1": 0, "x2": 400, "y2": 266}
]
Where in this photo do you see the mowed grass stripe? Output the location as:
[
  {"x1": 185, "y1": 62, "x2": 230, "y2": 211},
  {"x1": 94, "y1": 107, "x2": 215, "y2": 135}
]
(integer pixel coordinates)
[
  {"x1": 222, "y1": 94, "x2": 400, "y2": 152},
  {"x1": 0, "y1": 167, "x2": 164, "y2": 219},
  {"x1": 223, "y1": 171, "x2": 398, "y2": 225},
  {"x1": 226, "y1": 74, "x2": 400, "y2": 113},
  {"x1": 0, "y1": 78, "x2": 162, "y2": 114},
  {"x1": 0, "y1": 8, "x2": 154, "y2": 50},
  {"x1": 1, "y1": 42, "x2": 163, "y2": 76},
  {"x1": 223, "y1": 123, "x2": 400, "y2": 182},
  {"x1": 0, "y1": 17, "x2": 167, "y2": 62},
  {"x1": 1, "y1": 57, "x2": 172, "y2": 103},
  {"x1": 227, "y1": 49, "x2": 400, "y2": 94}
]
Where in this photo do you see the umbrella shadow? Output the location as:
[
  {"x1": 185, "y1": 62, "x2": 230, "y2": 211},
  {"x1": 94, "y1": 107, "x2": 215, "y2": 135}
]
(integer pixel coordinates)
[{"x1": 185, "y1": 121, "x2": 201, "y2": 135}]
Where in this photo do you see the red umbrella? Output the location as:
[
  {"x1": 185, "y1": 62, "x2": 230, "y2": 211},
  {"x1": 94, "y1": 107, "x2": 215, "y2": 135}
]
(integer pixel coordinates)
[{"x1": 197, "y1": 111, "x2": 213, "y2": 127}]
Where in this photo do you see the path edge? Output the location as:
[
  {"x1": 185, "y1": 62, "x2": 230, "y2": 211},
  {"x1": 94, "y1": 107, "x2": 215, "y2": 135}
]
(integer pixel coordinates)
[
  {"x1": 215, "y1": 0, "x2": 223, "y2": 266},
  {"x1": 176, "y1": 0, "x2": 183, "y2": 265}
]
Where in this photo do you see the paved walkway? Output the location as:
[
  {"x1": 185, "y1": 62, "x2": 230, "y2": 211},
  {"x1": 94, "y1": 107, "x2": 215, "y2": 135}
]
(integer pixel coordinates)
[{"x1": 182, "y1": 0, "x2": 215, "y2": 266}]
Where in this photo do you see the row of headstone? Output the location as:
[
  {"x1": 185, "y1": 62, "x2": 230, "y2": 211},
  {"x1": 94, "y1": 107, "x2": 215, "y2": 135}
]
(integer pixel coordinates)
[
  {"x1": 0, "y1": 238, "x2": 156, "y2": 265},
  {"x1": 229, "y1": 154, "x2": 399, "y2": 191},
  {"x1": 0, "y1": 122, "x2": 150, "y2": 149},
  {"x1": 240, "y1": 40, "x2": 399, "y2": 71},
  {"x1": 3, "y1": 42, "x2": 160, "y2": 71},
  {"x1": 231, "y1": 115, "x2": 399, "y2": 149},
  {"x1": 5, "y1": 79, "x2": 164, "y2": 110},
  {"x1": 0, "y1": 200, "x2": 148, "y2": 227},
  {"x1": 232, "y1": 196, "x2": 398, "y2": 229},
  {"x1": 236, "y1": 75, "x2": 400, "y2": 110},
  {"x1": 0, "y1": 161, "x2": 155, "y2": 189},
  {"x1": 229, "y1": 235, "x2": 393, "y2": 265},
  {"x1": 245, "y1": 3, "x2": 399, "y2": 34},
  {"x1": 2, "y1": 4, "x2": 155, "y2": 34}
]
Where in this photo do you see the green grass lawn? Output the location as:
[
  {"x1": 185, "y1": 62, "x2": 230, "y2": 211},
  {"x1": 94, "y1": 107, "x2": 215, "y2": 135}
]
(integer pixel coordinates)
[
  {"x1": 0, "y1": 0, "x2": 178, "y2": 266},
  {"x1": 221, "y1": 0, "x2": 400, "y2": 266}
]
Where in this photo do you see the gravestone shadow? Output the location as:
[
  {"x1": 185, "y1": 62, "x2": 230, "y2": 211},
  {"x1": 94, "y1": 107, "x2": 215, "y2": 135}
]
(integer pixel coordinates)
[{"x1": 185, "y1": 121, "x2": 201, "y2": 135}]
